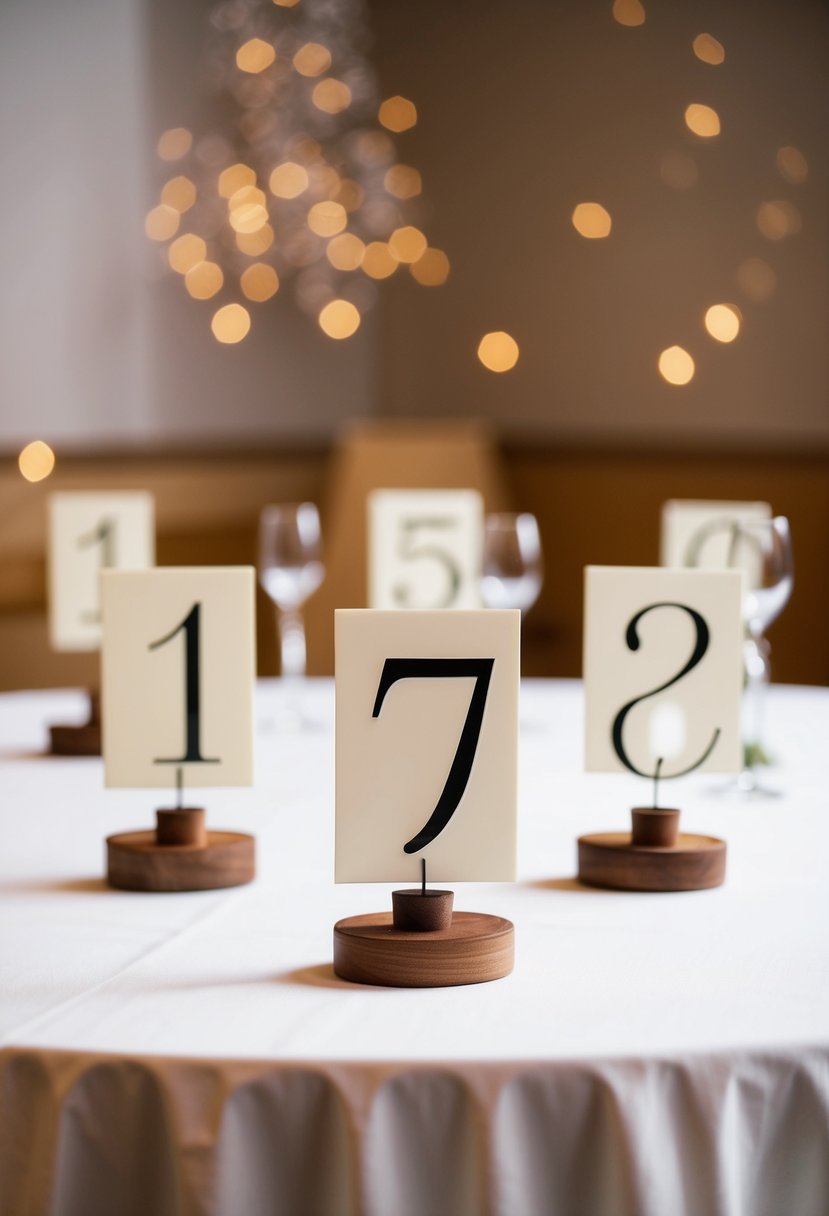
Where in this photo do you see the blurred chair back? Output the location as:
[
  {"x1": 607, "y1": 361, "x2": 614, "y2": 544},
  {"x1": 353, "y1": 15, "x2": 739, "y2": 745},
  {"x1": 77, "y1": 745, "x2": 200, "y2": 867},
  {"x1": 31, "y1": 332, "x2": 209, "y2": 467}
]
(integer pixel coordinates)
[{"x1": 304, "y1": 418, "x2": 512, "y2": 674}]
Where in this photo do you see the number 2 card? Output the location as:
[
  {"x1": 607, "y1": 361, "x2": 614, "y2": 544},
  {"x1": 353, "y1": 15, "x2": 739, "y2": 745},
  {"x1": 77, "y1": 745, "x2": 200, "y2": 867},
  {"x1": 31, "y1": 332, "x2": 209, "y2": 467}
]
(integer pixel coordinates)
[
  {"x1": 101, "y1": 567, "x2": 255, "y2": 788},
  {"x1": 335, "y1": 609, "x2": 519, "y2": 883},
  {"x1": 584, "y1": 567, "x2": 744, "y2": 776}
]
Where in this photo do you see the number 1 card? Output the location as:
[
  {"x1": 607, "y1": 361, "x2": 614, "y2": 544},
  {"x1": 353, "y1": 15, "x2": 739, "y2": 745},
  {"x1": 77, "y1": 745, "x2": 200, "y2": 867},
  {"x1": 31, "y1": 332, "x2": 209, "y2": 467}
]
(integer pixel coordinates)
[
  {"x1": 101, "y1": 567, "x2": 255, "y2": 788},
  {"x1": 584, "y1": 567, "x2": 744, "y2": 777},
  {"x1": 48, "y1": 491, "x2": 155, "y2": 651},
  {"x1": 335, "y1": 609, "x2": 519, "y2": 882}
]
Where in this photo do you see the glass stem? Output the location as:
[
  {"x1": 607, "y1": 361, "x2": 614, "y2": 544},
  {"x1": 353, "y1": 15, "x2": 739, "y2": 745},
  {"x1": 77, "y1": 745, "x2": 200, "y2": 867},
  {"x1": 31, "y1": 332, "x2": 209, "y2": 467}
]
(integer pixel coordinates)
[
  {"x1": 278, "y1": 608, "x2": 307, "y2": 681},
  {"x1": 743, "y1": 634, "x2": 770, "y2": 773}
]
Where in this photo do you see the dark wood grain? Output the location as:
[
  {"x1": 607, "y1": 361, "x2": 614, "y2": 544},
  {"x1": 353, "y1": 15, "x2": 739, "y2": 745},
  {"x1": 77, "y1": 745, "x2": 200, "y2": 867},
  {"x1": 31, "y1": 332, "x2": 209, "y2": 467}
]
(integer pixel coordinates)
[
  {"x1": 577, "y1": 831, "x2": 726, "y2": 892},
  {"x1": 333, "y1": 911, "x2": 514, "y2": 987},
  {"x1": 106, "y1": 829, "x2": 255, "y2": 892}
]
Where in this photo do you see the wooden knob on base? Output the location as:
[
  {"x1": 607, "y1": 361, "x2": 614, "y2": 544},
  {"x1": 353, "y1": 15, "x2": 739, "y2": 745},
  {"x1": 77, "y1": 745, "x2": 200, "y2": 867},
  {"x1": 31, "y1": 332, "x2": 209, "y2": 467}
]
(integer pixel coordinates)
[
  {"x1": 392, "y1": 888, "x2": 454, "y2": 932},
  {"x1": 155, "y1": 807, "x2": 207, "y2": 847},
  {"x1": 630, "y1": 807, "x2": 680, "y2": 848}
]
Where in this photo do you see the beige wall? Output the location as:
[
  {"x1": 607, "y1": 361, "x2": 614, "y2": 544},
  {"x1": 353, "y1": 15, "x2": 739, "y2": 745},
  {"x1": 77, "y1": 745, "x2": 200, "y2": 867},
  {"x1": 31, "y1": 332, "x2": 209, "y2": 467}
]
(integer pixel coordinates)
[
  {"x1": 2, "y1": 2, "x2": 825, "y2": 453},
  {"x1": 369, "y1": 0, "x2": 829, "y2": 448}
]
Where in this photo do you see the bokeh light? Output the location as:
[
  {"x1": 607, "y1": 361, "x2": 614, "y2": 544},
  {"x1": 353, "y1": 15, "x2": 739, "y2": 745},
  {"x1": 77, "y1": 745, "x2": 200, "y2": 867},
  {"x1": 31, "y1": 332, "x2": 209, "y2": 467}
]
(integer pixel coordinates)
[
  {"x1": 161, "y1": 176, "x2": 197, "y2": 213},
  {"x1": 312, "y1": 78, "x2": 352, "y2": 114},
  {"x1": 326, "y1": 233, "x2": 365, "y2": 271},
  {"x1": 157, "y1": 128, "x2": 192, "y2": 161},
  {"x1": 269, "y1": 161, "x2": 309, "y2": 199},
  {"x1": 756, "y1": 200, "x2": 802, "y2": 240},
  {"x1": 293, "y1": 42, "x2": 331, "y2": 77},
  {"x1": 776, "y1": 145, "x2": 809, "y2": 185},
  {"x1": 684, "y1": 104, "x2": 720, "y2": 137},
  {"x1": 236, "y1": 223, "x2": 275, "y2": 255},
  {"x1": 384, "y1": 164, "x2": 422, "y2": 199},
  {"x1": 704, "y1": 304, "x2": 741, "y2": 343},
  {"x1": 236, "y1": 38, "x2": 276, "y2": 74},
  {"x1": 571, "y1": 202, "x2": 612, "y2": 239},
  {"x1": 410, "y1": 247, "x2": 450, "y2": 286},
  {"x1": 658, "y1": 346, "x2": 695, "y2": 385},
  {"x1": 612, "y1": 0, "x2": 645, "y2": 27},
  {"x1": 319, "y1": 299, "x2": 361, "y2": 339},
  {"x1": 692, "y1": 34, "x2": 725, "y2": 65},
  {"x1": 168, "y1": 233, "x2": 207, "y2": 274},
  {"x1": 240, "y1": 263, "x2": 280, "y2": 302},
  {"x1": 273, "y1": 0, "x2": 300, "y2": 6},
  {"x1": 228, "y1": 184, "x2": 269, "y2": 234},
  {"x1": 478, "y1": 332, "x2": 519, "y2": 373},
  {"x1": 18, "y1": 440, "x2": 55, "y2": 482},
  {"x1": 736, "y1": 257, "x2": 777, "y2": 303},
  {"x1": 211, "y1": 303, "x2": 251, "y2": 343},
  {"x1": 145, "y1": 204, "x2": 180, "y2": 241},
  {"x1": 218, "y1": 163, "x2": 257, "y2": 199},
  {"x1": 307, "y1": 200, "x2": 347, "y2": 237},
  {"x1": 378, "y1": 96, "x2": 417, "y2": 133},
  {"x1": 361, "y1": 242, "x2": 398, "y2": 279},
  {"x1": 388, "y1": 225, "x2": 428, "y2": 263},
  {"x1": 185, "y1": 261, "x2": 224, "y2": 299}
]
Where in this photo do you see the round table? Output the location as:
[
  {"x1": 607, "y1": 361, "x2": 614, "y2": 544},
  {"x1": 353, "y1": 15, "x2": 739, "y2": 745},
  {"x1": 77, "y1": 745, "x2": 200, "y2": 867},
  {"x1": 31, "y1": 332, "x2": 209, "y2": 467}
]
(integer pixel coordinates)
[{"x1": 1, "y1": 680, "x2": 827, "y2": 1216}]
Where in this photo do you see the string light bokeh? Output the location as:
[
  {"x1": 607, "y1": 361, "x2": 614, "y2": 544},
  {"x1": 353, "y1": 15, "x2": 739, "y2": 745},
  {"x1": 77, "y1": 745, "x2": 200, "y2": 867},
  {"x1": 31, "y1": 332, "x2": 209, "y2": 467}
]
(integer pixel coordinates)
[
  {"x1": 145, "y1": 0, "x2": 450, "y2": 345},
  {"x1": 566, "y1": 0, "x2": 812, "y2": 389}
]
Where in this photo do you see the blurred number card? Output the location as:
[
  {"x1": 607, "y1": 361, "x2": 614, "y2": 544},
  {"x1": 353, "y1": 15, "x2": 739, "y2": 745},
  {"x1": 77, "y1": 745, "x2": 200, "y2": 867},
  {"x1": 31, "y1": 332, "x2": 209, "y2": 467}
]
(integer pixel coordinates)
[
  {"x1": 335, "y1": 608, "x2": 519, "y2": 882},
  {"x1": 48, "y1": 492, "x2": 155, "y2": 651},
  {"x1": 661, "y1": 499, "x2": 771, "y2": 588},
  {"x1": 102, "y1": 567, "x2": 255, "y2": 788},
  {"x1": 368, "y1": 489, "x2": 483, "y2": 610},
  {"x1": 584, "y1": 567, "x2": 743, "y2": 776}
]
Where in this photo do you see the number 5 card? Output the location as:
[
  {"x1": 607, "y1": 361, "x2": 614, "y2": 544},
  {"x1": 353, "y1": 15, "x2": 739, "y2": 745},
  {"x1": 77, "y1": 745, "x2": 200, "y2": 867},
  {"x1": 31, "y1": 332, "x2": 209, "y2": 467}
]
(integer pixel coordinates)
[
  {"x1": 368, "y1": 489, "x2": 483, "y2": 610},
  {"x1": 584, "y1": 567, "x2": 744, "y2": 776},
  {"x1": 335, "y1": 609, "x2": 520, "y2": 883},
  {"x1": 101, "y1": 568, "x2": 255, "y2": 788}
]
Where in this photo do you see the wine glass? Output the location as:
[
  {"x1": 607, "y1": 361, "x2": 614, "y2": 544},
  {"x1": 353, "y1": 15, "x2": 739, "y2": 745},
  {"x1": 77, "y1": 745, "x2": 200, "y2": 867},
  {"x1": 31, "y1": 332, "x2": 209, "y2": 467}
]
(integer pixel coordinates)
[
  {"x1": 737, "y1": 515, "x2": 794, "y2": 793},
  {"x1": 480, "y1": 513, "x2": 543, "y2": 613},
  {"x1": 258, "y1": 503, "x2": 325, "y2": 728}
]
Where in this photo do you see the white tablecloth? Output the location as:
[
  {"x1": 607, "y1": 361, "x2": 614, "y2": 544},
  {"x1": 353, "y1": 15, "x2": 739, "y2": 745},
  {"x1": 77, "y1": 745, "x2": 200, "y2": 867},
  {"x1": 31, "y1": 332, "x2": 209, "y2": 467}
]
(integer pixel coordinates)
[{"x1": 1, "y1": 681, "x2": 827, "y2": 1216}]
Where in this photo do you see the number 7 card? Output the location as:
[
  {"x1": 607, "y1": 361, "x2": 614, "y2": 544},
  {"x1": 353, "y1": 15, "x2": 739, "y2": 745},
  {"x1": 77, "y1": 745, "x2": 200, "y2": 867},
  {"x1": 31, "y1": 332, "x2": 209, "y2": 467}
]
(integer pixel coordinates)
[
  {"x1": 335, "y1": 609, "x2": 520, "y2": 883},
  {"x1": 101, "y1": 568, "x2": 255, "y2": 788}
]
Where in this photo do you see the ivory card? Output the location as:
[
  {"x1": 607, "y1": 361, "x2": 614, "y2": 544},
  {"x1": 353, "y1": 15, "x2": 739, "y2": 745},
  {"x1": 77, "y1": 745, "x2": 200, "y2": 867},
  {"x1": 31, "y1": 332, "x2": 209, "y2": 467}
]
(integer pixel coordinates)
[
  {"x1": 584, "y1": 567, "x2": 743, "y2": 776},
  {"x1": 368, "y1": 489, "x2": 483, "y2": 610},
  {"x1": 48, "y1": 492, "x2": 155, "y2": 651},
  {"x1": 101, "y1": 567, "x2": 255, "y2": 788},
  {"x1": 335, "y1": 608, "x2": 519, "y2": 882},
  {"x1": 660, "y1": 499, "x2": 772, "y2": 588}
]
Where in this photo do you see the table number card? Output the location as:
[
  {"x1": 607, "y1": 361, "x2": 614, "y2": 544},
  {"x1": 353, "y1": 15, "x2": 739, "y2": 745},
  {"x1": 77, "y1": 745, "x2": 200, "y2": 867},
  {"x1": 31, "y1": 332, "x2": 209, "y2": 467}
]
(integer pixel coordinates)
[
  {"x1": 335, "y1": 608, "x2": 519, "y2": 883},
  {"x1": 101, "y1": 567, "x2": 255, "y2": 789},
  {"x1": 48, "y1": 492, "x2": 155, "y2": 651},
  {"x1": 660, "y1": 499, "x2": 772, "y2": 585},
  {"x1": 368, "y1": 489, "x2": 484, "y2": 611},
  {"x1": 584, "y1": 567, "x2": 744, "y2": 777}
]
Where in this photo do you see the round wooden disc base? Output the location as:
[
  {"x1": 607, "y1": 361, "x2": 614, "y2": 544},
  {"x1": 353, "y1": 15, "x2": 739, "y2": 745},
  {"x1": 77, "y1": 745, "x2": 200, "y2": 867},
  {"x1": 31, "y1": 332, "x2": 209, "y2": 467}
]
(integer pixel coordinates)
[
  {"x1": 333, "y1": 911, "x2": 514, "y2": 988},
  {"x1": 106, "y1": 830, "x2": 255, "y2": 892},
  {"x1": 577, "y1": 831, "x2": 726, "y2": 892},
  {"x1": 49, "y1": 723, "x2": 101, "y2": 757}
]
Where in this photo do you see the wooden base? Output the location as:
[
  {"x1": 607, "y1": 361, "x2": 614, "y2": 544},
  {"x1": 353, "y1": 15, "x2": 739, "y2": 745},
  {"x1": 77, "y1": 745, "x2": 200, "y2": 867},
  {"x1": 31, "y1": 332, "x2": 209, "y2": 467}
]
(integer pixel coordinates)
[
  {"x1": 49, "y1": 722, "x2": 101, "y2": 756},
  {"x1": 49, "y1": 689, "x2": 101, "y2": 756},
  {"x1": 106, "y1": 829, "x2": 255, "y2": 892},
  {"x1": 333, "y1": 911, "x2": 514, "y2": 987},
  {"x1": 577, "y1": 831, "x2": 726, "y2": 892}
]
